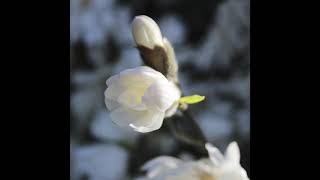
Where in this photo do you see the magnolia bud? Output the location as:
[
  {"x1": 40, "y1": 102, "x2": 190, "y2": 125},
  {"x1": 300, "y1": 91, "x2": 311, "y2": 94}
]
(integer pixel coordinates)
[{"x1": 132, "y1": 15, "x2": 164, "y2": 49}]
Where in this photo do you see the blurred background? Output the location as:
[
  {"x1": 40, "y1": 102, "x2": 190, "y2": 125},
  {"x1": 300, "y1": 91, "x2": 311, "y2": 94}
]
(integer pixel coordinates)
[{"x1": 70, "y1": 0, "x2": 250, "y2": 179}]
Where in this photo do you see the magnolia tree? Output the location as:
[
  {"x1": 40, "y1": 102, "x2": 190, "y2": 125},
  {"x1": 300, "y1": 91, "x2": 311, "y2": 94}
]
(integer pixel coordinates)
[{"x1": 104, "y1": 15, "x2": 249, "y2": 180}]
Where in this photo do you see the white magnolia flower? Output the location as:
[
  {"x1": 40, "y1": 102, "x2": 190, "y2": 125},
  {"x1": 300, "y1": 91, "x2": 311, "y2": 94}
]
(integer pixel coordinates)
[
  {"x1": 139, "y1": 142, "x2": 249, "y2": 180},
  {"x1": 132, "y1": 15, "x2": 164, "y2": 49},
  {"x1": 104, "y1": 66, "x2": 181, "y2": 133}
]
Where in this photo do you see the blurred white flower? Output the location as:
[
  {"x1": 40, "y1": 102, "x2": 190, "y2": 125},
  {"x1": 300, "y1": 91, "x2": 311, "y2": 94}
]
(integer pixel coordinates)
[
  {"x1": 205, "y1": 142, "x2": 249, "y2": 180},
  {"x1": 139, "y1": 142, "x2": 249, "y2": 180},
  {"x1": 70, "y1": 0, "x2": 115, "y2": 46},
  {"x1": 132, "y1": 15, "x2": 164, "y2": 49},
  {"x1": 73, "y1": 144, "x2": 128, "y2": 180},
  {"x1": 104, "y1": 66, "x2": 181, "y2": 133}
]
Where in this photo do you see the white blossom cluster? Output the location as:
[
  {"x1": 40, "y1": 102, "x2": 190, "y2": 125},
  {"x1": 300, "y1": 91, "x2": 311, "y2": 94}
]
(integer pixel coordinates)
[{"x1": 137, "y1": 142, "x2": 249, "y2": 180}]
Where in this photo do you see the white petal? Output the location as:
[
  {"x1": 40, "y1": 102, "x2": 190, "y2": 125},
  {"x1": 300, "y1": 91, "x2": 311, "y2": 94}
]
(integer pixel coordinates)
[
  {"x1": 152, "y1": 162, "x2": 200, "y2": 180},
  {"x1": 130, "y1": 111, "x2": 164, "y2": 133},
  {"x1": 205, "y1": 143, "x2": 224, "y2": 167},
  {"x1": 117, "y1": 85, "x2": 147, "y2": 110},
  {"x1": 106, "y1": 74, "x2": 119, "y2": 86},
  {"x1": 104, "y1": 97, "x2": 120, "y2": 111},
  {"x1": 105, "y1": 66, "x2": 168, "y2": 103},
  {"x1": 142, "y1": 156, "x2": 182, "y2": 171},
  {"x1": 165, "y1": 100, "x2": 179, "y2": 118},
  {"x1": 142, "y1": 156, "x2": 183, "y2": 178},
  {"x1": 225, "y1": 141, "x2": 240, "y2": 164},
  {"x1": 104, "y1": 80, "x2": 126, "y2": 101},
  {"x1": 143, "y1": 81, "x2": 180, "y2": 112},
  {"x1": 132, "y1": 15, "x2": 164, "y2": 49},
  {"x1": 119, "y1": 66, "x2": 167, "y2": 87},
  {"x1": 239, "y1": 167, "x2": 250, "y2": 180},
  {"x1": 216, "y1": 166, "x2": 249, "y2": 180},
  {"x1": 110, "y1": 107, "x2": 164, "y2": 133}
]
